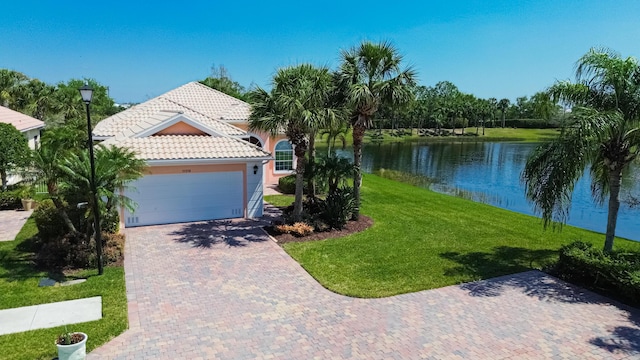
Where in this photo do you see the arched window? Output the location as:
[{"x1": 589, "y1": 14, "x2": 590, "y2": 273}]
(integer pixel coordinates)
[
  {"x1": 274, "y1": 140, "x2": 293, "y2": 172},
  {"x1": 248, "y1": 136, "x2": 262, "y2": 147}
]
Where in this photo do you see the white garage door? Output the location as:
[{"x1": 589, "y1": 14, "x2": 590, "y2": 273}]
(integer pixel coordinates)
[{"x1": 124, "y1": 172, "x2": 244, "y2": 227}]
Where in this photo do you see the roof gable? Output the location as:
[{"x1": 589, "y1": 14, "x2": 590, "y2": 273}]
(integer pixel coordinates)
[
  {"x1": 93, "y1": 82, "x2": 250, "y2": 138},
  {"x1": 154, "y1": 121, "x2": 207, "y2": 136},
  {"x1": 130, "y1": 112, "x2": 224, "y2": 138}
]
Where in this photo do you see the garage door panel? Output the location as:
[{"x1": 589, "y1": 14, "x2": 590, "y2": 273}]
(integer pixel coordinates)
[{"x1": 124, "y1": 171, "x2": 243, "y2": 227}]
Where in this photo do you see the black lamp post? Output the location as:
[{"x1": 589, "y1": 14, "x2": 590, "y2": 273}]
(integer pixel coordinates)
[{"x1": 79, "y1": 84, "x2": 103, "y2": 275}]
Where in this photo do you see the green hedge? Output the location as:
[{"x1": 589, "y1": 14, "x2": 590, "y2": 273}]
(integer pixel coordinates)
[
  {"x1": 278, "y1": 174, "x2": 296, "y2": 194},
  {"x1": 553, "y1": 241, "x2": 640, "y2": 306}
]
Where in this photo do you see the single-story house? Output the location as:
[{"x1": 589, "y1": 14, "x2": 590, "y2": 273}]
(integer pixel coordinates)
[
  {"x1": 0, "y1": 106, "x2": 45, "y2": 186},
  {"x1": 94, "y1": 82, "x2": 293, "y2": 228},
  {"x1": 0, "y1": 105, "x2": 45, "y2": 149}
]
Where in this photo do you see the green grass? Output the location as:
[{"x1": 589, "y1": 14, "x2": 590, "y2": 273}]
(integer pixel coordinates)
[
  {"x1": 473, "y1": 127, "x2": 560, "y2": 142},
  {"x1": 278, "y1": 174, "x2": 640, "y2": 298},
  {"x1": 264, "y1": 194, "x2": 295, "y2": 207},
  {"x1": 319, "y1": 127, "x2": 559, "y2": 146},
  {"x1": 0, "y1": 217, "x2": 127, "y2": 360}
]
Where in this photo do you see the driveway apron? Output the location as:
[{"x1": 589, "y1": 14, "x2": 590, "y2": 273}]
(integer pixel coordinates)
[{"x1": 89, "y1": 214, "x2": 640, "y2": 359}]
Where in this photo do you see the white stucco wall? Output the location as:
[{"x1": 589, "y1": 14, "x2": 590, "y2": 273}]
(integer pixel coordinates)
[
  {"x1": 246, "y1": 162, "x2": 264, "y2": 218},
  {"x1": 22, "y1": 128, "x2": 42, "y2": 149}
]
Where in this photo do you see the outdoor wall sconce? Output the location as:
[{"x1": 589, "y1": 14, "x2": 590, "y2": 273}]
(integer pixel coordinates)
[{"x1": 253, "y1": 165, "x2": 259, "y2": 174}]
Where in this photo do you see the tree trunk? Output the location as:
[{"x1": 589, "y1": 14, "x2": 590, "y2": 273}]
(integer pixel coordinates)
[
  {"x1": 603, "y1": 167, "x2": 623, "y2": 252},
  {"x1": 451, "y1": 116, "x2": 455, "y2": 136},
  {"x1": 1, "y1": 169, "x2": 7, "y2": 191},
  {"x1": 352, "y1": 122, "x2": 366, "y2": 219},
  {"x1": 482, "y1": 118, "x2": 485, "y2": 136},
  {"x1": 51, "y1": 196, "x2": 78, "y2": 233},
  {"x1": 292, "y1": 144, "x2": 307, "y2": 221},
  {"x1": 501, "y1": 112, "x2": 506, "y2": 128},
  {"x1": 307, "y1": 132, "x2": 316, "y2": 198},
  {"x1": 47, "y1": 180, "x2": 77, "y2": 233}
]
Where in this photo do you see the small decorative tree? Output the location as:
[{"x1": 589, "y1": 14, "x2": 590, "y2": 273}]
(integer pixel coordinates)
[{"x1": 0, "y1": 123, "x2": 31, "y2": 190}]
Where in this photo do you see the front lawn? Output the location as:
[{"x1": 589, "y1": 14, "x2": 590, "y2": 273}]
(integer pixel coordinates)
[
  {"x1": 0, "y1": 216, "x2": 127, "y2": 360},
  {"x1": 276, "y1": 174, "x2": 640, "y2": 298}
]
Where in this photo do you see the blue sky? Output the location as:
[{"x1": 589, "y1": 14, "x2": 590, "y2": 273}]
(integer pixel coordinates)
[{"x1": 1, "y1": 1, "x2": 639, "y2": 103}]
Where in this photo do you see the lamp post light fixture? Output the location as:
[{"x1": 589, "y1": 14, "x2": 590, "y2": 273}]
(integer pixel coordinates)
[{"x1": 79, "y1": 84, "x2": 104, "y2": 275}]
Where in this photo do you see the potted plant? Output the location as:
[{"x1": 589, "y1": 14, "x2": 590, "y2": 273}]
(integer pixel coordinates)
[
  {"x1": 55, "y1": 331, "x2": 88, "y2": 360},
  {"x1": 18, "y1": 185, "x2": 36, "y2": 211}
]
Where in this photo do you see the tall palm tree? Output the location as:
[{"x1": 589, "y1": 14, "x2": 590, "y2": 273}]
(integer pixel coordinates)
[
  {"x1": 338, "y1": 41, "x2": 416, "y2": 218},
  {"x1": 523, "y1": 48, "x2": 640, "y2": 252},
  {"x1": 488, "y1": 97, "x2": 498, "y2": 128},
  {"x1": 249, "y1": 64, "x2": 337, "y2": 220},
  {"x1": 0, "y1": 69, "x2": 28, "y2": 109},
  {"x1": 498, "y1": 98, "x2": 510, "y2": 128},
  {"x1": 25, "y1": 79, "x2": 57, "y2": 122}
]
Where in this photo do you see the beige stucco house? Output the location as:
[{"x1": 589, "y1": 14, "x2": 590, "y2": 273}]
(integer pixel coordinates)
[
  {"x1": 0, "y1": 105, "x2": 45, "y2": 149},
  {"x1": 93, "y1": 82, "x2": 293, "y2": 227},
  {"x1": 0, "y1": 106, "x2": 45, "y2": 186}
]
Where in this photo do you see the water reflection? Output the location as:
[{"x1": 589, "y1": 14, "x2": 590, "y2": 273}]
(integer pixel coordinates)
[{"x1": 340, "y1": 141, "x2": 640, "y2": 241}]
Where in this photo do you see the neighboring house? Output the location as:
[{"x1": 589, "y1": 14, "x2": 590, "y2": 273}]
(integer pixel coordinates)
[
  {"x1": 0, "y1": 106, "x2": 45, "y2": 149},
  {"x1": 0, "y1": 106, "x2": 45, "y2": 186},
  {"x1": 93, "y1": 82, "x2": 291, "y2": 228}
]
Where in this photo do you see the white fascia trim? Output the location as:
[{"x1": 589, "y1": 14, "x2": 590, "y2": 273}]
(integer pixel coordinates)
[
  {"x1": 133, "y1": 113, "x2": 226, "y2": 138},
  {"x1": 146, "y1": 157, "x2": 272, "y2": 166},
  {"x1": 20, "y1": 124, "x2": 45, "y2": 133}
]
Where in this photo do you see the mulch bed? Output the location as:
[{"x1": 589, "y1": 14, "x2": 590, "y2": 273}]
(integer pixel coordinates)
[{"x1": 265, "y1": 215, "x2": 374, "y2": 244}]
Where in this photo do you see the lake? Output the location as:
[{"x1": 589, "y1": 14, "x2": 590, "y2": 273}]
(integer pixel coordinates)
[{"x1": 336, "y1": 141, "x2": 640, "y2": 241}]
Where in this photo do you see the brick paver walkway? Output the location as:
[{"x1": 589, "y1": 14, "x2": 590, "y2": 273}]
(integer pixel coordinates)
[
  {"x1": 89, "y1": 214, "x2": 640, "y2": 359},
  {"x1": 0, "y1": 209, "x2": 32, "y2": 241}
]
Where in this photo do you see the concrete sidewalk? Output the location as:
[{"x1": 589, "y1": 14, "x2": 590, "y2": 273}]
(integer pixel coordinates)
[
  {"x1": 0, "y1": 296, "x2": 102, "y2": 335},
  {"x1": 0, "y1": 209, "x2": 32, "y2": 241}
]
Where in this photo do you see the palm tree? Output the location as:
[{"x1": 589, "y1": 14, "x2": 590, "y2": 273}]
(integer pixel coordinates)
[
  {"x1": 523, "y1": 48, "x2": 640, "y2": 252},
  {"x1": 249, "y1": 64, "x2": 337, "y2": 220},
  {"x1": 498, "y1": 98, "x2": 510, "y2": 128},
  {"x1": 320, "y1": 121, "x2": 349, "y2": 156},
  {"x1": 315, "y1": 155, "x2": 354, "y2": 195},
  {"x1": 59, "y1": 144, "x2": 146, "y2": 237},
  {"x1": 488, "y1": 97, "x2": 498, "y2": 128},
  {"x1": 32, "y1": 144, "x2": 77, "y2": 233},
  {"x1": 0, "y1": 69, "x2": 28, "y2": 109},
  {"x1": 25, "y1": 79, "x2": 57, "y2": 122},
  {"x1": 338, "y1": 41, "x2": 416, "y2": 218}
]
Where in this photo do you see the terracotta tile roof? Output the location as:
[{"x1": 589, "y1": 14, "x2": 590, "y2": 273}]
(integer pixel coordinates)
[
  {"x1": 0, "y1": 106, "x2": 45, "y2": 132},
  {"x1": 102, "y1": 135, "x2": 270, "y2": 161}
]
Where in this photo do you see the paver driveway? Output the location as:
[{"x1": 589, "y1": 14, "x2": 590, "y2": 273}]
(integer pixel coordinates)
[{"x1": 89, "y1": 213, "x2": 640, "y2": 359}]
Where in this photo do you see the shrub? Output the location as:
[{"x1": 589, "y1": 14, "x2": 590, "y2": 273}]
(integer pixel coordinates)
[
  {"x1": 278, "y1": 174, "x2": 296, "y2": 194},
  {"x1": 36, "y1": 231, "x2": 93, "y2": 269},
  {"x1": 275, "y1": 222, "x2": 314, "y2": 237},
  {"x1": 102, "y1": 208, "x2": 120, "y2": 234},
  {"x1": 0, "y1": 188, "x2": 23, "y2": 210},
  {"x1": 321, "y1": 187, "x2": 357, "y2": 230},
  {"x1": 103, "y1": 232, "x2": 125, "y2": 265},
  {"x1": 33, "y1": 199, "x2": 67, "y2": 240},
  {"x1": 552, "y1": 241, "x2": 640, "y2": 306},
  {"x1": 36, "y1": 231, "x2": 125, "y2": 269}
]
